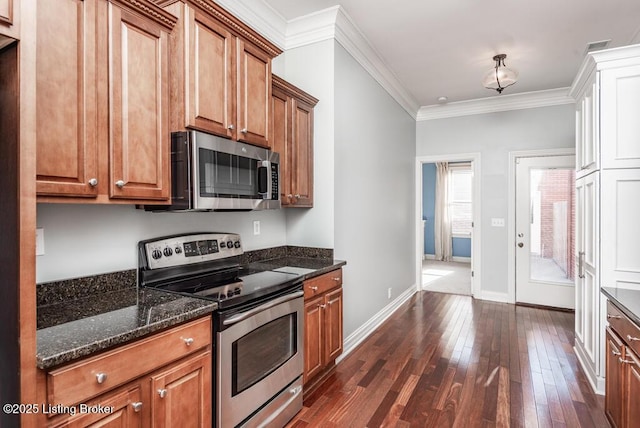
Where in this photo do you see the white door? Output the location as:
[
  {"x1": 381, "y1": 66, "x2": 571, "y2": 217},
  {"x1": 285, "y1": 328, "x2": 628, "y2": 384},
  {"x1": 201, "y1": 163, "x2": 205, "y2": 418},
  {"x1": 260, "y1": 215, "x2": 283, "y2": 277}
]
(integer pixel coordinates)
[{"x1": 515, "y1": 155, "x2": 576, "y2": 308}]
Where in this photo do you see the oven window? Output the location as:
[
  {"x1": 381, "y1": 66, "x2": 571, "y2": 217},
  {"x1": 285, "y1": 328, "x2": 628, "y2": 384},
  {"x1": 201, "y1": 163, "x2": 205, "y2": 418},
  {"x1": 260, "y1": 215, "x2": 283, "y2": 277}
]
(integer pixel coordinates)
[
  {"x1": 232, "y1": 314, "x2": 297, "y2": 396},
  {"x1": 199, "y1": 148, "x2": 257, "y2": 198}
]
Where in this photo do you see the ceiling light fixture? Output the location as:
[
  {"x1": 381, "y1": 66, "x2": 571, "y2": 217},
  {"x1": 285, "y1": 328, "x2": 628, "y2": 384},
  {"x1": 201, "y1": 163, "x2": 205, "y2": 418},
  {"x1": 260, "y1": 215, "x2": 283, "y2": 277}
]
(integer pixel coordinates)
[{"x1": 482, "y1": 54, "x2": 518, "y2": 94}]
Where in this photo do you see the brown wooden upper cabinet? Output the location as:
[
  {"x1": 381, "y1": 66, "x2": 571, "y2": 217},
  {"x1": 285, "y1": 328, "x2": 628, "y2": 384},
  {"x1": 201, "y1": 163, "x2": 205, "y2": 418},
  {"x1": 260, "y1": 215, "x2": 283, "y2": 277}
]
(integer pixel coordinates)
[
  {"x1": 159, "y1": 0, "x2": 281, "y2": 148},
  {"x1": 35, "y1": 0, "x2": 176, "y2": 203},
  {"x1": 271, "y1": 75, "x2": 318, "y2": 207},
  {"x1": 0, "y1": 0, "x2": 18, "y2": 40}
]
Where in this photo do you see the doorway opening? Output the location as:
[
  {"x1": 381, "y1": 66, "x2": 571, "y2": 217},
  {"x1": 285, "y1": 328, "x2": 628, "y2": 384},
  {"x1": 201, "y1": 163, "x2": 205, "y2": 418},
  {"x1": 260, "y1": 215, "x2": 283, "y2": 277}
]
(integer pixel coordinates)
[{"x1": 416, "y1": 154, "x2": 481, "y2": 298}]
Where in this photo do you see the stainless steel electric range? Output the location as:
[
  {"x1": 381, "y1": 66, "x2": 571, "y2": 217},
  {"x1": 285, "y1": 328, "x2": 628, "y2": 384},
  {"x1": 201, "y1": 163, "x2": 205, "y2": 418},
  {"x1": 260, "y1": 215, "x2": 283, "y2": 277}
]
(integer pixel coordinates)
[{"x1": 138, "y1": 232, "x2": 304, "y2": 428}]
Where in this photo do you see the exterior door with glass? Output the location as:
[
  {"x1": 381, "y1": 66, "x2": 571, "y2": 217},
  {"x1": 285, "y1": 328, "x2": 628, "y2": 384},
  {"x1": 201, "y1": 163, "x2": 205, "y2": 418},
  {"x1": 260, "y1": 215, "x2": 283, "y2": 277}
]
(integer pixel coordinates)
[{"x1": 515, "y1": 155, "x2": 576, "y2": 308}]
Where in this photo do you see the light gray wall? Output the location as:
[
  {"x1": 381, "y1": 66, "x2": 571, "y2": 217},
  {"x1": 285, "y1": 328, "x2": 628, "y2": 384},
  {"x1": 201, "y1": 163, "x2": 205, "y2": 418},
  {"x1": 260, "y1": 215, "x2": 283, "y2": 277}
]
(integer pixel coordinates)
[
  {"x1": 272, "y1": 39, "x2": 336, "y2": 249},
  {"x1": 333, "y1": 42, "x2": 416, "y2": 338},
  {"x1": 416, "y1": 104, "x2": 575, "y2": 295},
  {"x1": 36, "y1": 204, "x2": 286, "y2": 282}
]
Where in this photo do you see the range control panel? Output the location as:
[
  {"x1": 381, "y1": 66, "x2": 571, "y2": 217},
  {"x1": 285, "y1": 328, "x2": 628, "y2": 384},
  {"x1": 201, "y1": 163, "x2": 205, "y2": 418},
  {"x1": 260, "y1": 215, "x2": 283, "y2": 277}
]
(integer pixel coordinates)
[{"x1": 142, "y1": 233, "x2": 242, "y2": 270}]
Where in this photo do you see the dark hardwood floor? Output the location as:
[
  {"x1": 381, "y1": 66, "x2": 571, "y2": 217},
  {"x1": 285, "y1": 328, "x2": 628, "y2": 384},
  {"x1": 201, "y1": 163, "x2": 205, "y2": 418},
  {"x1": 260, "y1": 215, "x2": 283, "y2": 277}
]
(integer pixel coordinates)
[{"x1": 288, "y1": 291, "x2": 608, "y2": 427}]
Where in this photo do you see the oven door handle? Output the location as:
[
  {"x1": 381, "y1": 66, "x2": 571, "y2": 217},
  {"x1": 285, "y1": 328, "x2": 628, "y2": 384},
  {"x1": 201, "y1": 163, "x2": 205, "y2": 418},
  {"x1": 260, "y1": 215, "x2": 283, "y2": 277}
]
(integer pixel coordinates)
[{"x1": 222, "y1": 290, "x2": 304, "y2": 326}]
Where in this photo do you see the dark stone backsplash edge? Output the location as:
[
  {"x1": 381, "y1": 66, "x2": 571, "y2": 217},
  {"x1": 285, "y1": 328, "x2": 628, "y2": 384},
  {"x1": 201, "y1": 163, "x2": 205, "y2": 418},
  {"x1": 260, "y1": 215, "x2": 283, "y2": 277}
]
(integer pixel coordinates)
[{"x1": 37, "y1": 245, "x2": 334, "y2": 305}]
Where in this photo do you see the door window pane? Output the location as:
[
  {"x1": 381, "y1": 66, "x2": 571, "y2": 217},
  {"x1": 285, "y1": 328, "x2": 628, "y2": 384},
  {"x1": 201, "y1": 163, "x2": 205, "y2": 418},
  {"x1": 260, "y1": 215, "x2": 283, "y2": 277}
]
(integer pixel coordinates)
[{"x1": 529, "y1": 168, "x2": 576, "y2": 283}]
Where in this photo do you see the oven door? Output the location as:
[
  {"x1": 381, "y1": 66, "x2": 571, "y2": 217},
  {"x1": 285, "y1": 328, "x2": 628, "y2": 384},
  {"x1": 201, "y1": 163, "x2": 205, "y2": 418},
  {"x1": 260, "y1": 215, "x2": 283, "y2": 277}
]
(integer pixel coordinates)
[
  {"x1": 217, "y1": 291, "x2": 304, "y2": 428},
  {"x1": 192, "y1": 131, "x2": 280, "y2": 211}
]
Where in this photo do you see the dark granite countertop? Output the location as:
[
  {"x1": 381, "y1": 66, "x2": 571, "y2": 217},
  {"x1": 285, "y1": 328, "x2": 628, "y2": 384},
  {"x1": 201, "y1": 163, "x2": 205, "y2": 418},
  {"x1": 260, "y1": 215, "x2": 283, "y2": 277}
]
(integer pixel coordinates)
[
  {"x1": 36, "y1": 254, "x2": 345, "y2": 370},
  {"x1": 37, "y1": 287, "x2": 217, "y2": 369},
  {"x1": 602, "y1": 287, "x2": 640, "y2": 326}
]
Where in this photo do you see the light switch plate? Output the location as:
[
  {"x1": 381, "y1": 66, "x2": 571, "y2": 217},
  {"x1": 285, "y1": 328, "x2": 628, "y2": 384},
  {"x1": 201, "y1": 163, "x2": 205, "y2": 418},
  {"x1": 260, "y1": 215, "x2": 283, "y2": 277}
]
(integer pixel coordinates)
[
  {"x1": 491, "y1": 218, "x2": 505, "y2": 227},
  {"x1": 36, "y1": 228, "x2": 45, "y2": 255}
]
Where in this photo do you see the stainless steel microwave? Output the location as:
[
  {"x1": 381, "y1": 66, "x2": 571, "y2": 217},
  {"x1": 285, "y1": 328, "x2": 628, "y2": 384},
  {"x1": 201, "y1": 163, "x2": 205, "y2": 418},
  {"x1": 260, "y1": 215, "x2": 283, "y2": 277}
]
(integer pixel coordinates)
[{"x1": 147, "y1": 131, "x2": 280, "y2": 212}]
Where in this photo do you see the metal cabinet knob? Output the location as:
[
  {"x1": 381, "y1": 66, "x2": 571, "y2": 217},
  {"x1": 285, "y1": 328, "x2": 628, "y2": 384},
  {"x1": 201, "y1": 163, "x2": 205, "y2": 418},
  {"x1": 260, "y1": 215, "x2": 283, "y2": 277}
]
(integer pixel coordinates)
[
  {"x1": 611, "y1": 349, "x2": 621, "y2": 357},
  {"x1": 96, "y1": 373, "x2": 107, "y2": 384},
  {"x1": 227, "y1": 124, "x2": 235, "y2": 130},
  {"x1": 319, "y1": 304, "x2": 326, "y2": 309},
  {"x1": 88, "y1": 178, "x2": 98, "y2": 187},
  {"x1": 183, "y1": 337, "x2": 194, "y2": 346},
  {"x1": 158, "y1": 389, "x2": 167, "y2": 398},
  {"x1": 131, "y1": 402, "x2": 143, "y2": 412},
  {"x1": 115, "y1": 180, "x2": 125, "y2": 188},
  {"x1": 240, "y1": 128, "x2": 248, "y2": 134},
  {"x1": 310, "y1": 286, "x2": 318, "y2": 291},
  {"x1": 333, "y1": 277, "x2": 340, "y2": 282},
  {"x1": 294, "y1": 194, "x2": 300, "y2": 199}
]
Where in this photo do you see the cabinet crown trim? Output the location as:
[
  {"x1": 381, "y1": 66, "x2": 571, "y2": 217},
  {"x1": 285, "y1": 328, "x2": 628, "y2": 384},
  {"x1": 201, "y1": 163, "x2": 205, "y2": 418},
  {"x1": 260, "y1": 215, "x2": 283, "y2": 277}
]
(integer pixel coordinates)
[
  {"x1": 158, "y1": 0, "x2": 282, "y2": 57},
  {"x1": 111, "y1": 0, "x2": 178, "y2": 30},
  {"x1": 273, "y1": 75, "x2": 319, "y2": 106}
]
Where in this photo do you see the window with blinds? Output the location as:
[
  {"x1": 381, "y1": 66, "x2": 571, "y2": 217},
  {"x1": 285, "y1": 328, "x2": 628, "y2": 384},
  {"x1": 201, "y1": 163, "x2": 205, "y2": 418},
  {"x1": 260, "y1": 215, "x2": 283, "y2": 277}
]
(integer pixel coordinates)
[{"x1": 449, "y1": 165, "x2": 472, "y2": 236}]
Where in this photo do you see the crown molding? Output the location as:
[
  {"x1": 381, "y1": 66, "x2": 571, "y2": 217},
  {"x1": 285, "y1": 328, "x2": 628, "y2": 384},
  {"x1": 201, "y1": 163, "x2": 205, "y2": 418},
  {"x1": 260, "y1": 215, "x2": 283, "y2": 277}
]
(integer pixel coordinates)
[
  {"x1": 416, "y1": 88, "x2": 574, "y2": 121},
  {"x1": 285, "y1": 6, "x2": 420, "y2": 118}
]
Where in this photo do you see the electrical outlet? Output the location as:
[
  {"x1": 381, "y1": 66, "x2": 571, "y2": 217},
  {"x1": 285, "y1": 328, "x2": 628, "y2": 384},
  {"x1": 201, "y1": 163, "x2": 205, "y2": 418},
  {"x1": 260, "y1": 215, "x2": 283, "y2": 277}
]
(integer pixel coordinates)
[
  {"x1": 387, "y1": 288, "x2": 392, "y2": 299},
  {"x1": 36, "y1": 228, "x2": 45, "y2": 256},
  {"x1": 253, "y1": 221, "x2": 260, "y2": 235}
]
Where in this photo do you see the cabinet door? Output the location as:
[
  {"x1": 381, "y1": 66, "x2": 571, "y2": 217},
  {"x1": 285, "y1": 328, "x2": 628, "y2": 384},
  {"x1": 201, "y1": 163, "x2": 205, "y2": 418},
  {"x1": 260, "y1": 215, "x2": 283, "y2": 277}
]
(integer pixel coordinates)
[
  {"x1": 304, "y1": 295, "x2": 324, "y2": 383},
  {"x1": 576, "y1": 80, "x2": 599, "y2": 178},
  {"x1": 52, "y1": 384, "x2": 144, "y2": 428},
  {"x1": 601, "y1": 169, "x2": 640, "y2": 289},
  {"x1": 600, "y1": 65, "x2": 640, "y2": 170},
  {"x1": 624, "y1": 349, "x2": 640, "y2": 428},
  {"x1": 575, "y1": 173, "x2": 600, "y2": 361},
  {"x1": 186, "y1": 8, "x2": 235, "y2": 139},
  {"x1": 35, "y1": 0, "x2": 99, "y2": 197},
  {"x1": 0, "y1": 0, "x2": 18, "y2": 40},
  {"x1": 324, "y1": 287, "x2": 343, "y2": 364},
  {"x1": 108, "y1": 3, "x2": 170, "y2": 201},
  {"x1": 605, "y1": 328, "x2": 624, "y2": 428},
  {"x1": 237, "y1": 39, "x2": 271, "y2": 148},
  {"x1": 291, "y1": 99, "x2": 314, "y2": 207},
  {"x1": 151, "y1": 352, "x2": 211, "y2": 428},
  {"x1": 270, "y1": 88, "x2": 293, "y2": 205}
]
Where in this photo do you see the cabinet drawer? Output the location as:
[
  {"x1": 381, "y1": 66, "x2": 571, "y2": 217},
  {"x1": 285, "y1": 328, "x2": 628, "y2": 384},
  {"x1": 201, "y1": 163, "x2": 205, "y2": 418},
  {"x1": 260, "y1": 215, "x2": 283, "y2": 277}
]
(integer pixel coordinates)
[
  {"x1": 47, "y1": 317, "x2": 211, "y2": 407},
  {"x1": 304, "y1": 269, "x2": 342, "y2": 299},
  {"x1": 607, "y1": 301, "x2": 640, "y2": 356}
]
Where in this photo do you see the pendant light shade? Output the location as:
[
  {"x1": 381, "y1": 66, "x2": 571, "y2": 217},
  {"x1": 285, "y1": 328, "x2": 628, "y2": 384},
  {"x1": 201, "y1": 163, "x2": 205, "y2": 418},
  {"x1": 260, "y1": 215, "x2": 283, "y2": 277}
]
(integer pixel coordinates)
[{"x1": 483, "y1": 54, "x2": 518, "y2": 94}]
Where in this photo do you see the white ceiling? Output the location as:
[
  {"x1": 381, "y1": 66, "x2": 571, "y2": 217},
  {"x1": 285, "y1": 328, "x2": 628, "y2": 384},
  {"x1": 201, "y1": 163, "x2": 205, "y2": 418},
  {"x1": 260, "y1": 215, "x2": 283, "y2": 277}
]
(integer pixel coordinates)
[{"x1": 260, "y1": 0, "x2": 640, "y2": 107}]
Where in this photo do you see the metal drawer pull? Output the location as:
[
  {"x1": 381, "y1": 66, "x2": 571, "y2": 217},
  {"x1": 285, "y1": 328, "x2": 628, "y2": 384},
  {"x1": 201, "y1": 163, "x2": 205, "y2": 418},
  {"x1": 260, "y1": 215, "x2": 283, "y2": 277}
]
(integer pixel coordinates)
[
  {"x1": 183, "y1": 337, "x2": 194, "y2": 346},
  {"x1": 158, "y1": 389, "x2": 167, "y2": 398},
  {"x1": 627, "y1": 335, "x2": 640, "y2": 342},
  {"x1": 611, "y1": 349, "x2": 621, "y2": 357},
  {"x1": 96, "y1": 373, "x2": 107, "y2": 384},
  {"x1": 619, "y1": 357, "x2": 636, "y2": 365},
  {"x1": 131, "y1": 402, "x2": 143, "y2": 412},
  {"x1": 607, "y1": 314, "x2": 622, "y2": 319}
]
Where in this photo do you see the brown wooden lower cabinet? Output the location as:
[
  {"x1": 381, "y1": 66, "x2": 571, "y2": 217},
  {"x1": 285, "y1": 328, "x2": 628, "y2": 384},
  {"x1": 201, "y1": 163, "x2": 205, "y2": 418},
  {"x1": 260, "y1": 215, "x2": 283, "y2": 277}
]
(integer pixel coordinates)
[
  {"x1": 303, "y1": 269, "x2": 343, "y2": 394},
  {"x1": 43, "y1": 317, "x2": 212, "y2": 428},
  {"x1": 605, "y1": 300, "x2": 640, "y2": 428}
]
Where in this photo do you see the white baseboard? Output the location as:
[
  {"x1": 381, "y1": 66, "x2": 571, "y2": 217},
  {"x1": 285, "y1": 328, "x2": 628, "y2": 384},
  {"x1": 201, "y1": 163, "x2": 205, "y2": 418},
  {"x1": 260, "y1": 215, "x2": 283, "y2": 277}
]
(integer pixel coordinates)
[
  {"x1": 574, "y1": 343, "x2": 605, "y2": 395},
  {"x1": 336, "y1": 285, "x2": 417, "y2": 363},
  {"x1": 423, "y1": 254, "x2": 435, "y2": 260},
  {"x1": 451, "y1": 256, "x2": 471, "y2": 263},
  {"x1": 480, "y1": 290, "x2": 511, "y2": 303}
]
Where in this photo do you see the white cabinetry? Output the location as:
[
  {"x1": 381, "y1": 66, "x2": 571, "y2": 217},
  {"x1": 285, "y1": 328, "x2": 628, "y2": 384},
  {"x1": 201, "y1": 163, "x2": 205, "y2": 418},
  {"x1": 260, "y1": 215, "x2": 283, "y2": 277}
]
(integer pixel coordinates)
[{"x1": 570, "y1": 44, "x2": 640, "y2": 395}]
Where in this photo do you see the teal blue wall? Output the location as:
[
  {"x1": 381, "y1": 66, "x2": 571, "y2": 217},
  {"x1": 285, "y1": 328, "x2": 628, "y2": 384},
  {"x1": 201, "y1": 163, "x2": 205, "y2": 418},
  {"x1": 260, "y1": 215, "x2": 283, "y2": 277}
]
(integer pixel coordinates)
[{"x1": 422, "y1": 163, "x2": 471, "y2": 258}]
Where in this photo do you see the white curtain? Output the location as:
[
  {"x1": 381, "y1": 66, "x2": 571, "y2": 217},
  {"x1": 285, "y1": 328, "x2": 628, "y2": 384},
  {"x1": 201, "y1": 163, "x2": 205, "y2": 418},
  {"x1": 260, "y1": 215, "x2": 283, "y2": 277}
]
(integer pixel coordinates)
[{"x1": 434, "y1": 162, "x2": 452, "y2": 261}]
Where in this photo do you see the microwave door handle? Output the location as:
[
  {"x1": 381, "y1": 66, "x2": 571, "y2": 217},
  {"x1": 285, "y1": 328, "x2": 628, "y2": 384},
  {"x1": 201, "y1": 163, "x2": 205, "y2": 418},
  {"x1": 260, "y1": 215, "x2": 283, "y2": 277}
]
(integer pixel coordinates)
[{"x1": 257, "y1": 160, "x2": 272, "y2": 198}]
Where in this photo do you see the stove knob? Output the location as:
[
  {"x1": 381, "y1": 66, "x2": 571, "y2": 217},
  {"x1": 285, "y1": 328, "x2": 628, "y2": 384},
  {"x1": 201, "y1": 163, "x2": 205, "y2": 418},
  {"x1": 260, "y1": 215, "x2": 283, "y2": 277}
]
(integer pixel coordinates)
[
  {"x1": 234, "y1": 241, "x2": 241, "y2": 248},
  {"x1": 234, "y1": 287, "x2": 241, "y2": 295},
  {"x1": 163, "y1": 247, "x2": 173, "y2": 257},
  {"x1": 174, "y1": 246, "x2": 182, "y2": 254},
  {"x1": 227, "y1": 241, "x2": 233, "y2": 249},
  {"x1": 151, "y1": 249, "x2": 162, "y2": 260}
]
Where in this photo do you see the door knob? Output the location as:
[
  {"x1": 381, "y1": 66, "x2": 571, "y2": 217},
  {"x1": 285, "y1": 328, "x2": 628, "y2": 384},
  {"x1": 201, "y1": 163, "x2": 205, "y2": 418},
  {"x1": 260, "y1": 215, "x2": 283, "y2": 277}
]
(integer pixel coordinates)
[{"x1": 517, "y1": 242, "x2": 524, "y2": 248}]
